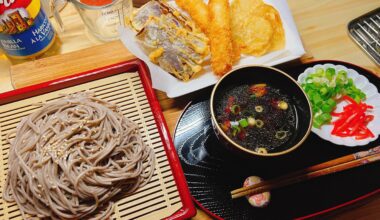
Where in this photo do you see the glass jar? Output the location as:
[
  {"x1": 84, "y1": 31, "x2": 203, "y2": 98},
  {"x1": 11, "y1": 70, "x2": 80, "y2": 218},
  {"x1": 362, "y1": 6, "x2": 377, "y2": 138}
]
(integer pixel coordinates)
[
  {"x1": 70, "y1": 0, "x2": 132, "y2": 41},
  {"x1": 0, "y1": 0, "x2": 59, "y2": 61}
]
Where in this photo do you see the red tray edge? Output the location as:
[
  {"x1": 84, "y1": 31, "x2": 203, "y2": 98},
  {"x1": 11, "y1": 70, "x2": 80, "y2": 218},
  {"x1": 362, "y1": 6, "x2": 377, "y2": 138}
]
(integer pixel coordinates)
[
  {"x1": 171, "y1": 59, "x2": 380, "y2": 220},
  {"x1": 0, "y1": 58, "x2": 196, "y2": 219}
]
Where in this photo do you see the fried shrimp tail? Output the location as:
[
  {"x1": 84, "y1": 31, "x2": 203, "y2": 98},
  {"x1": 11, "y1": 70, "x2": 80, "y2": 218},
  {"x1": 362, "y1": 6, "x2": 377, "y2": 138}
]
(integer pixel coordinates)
[
  {"x1": 208, "y1": 0, "x2": 234, "y2": 76},
  {"x1": 175, "y1": 0, "x2": 209, "y2": 34}
]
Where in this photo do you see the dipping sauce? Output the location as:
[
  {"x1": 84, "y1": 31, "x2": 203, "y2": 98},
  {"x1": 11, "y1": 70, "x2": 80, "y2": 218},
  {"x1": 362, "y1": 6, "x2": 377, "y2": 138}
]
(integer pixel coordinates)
[{"x1": 215, "y1": 84, "x2": 297, "y2": 153}]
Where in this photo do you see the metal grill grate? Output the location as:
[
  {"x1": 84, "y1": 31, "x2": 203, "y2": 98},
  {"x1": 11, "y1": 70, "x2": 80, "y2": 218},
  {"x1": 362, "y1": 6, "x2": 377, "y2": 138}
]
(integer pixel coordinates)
[
  {"x1": 349, "y1": 7, "x2": 380, "y2": 66},
  {"x1": 0, "y1": 72, "x2": 182, "y2": 220}
]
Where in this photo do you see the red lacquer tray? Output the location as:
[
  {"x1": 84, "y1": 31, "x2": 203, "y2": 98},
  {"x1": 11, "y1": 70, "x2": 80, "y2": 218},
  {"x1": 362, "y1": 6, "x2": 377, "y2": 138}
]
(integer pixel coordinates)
[{"x1": 0, "y1": 59, "x2": 195, "y2": 220}]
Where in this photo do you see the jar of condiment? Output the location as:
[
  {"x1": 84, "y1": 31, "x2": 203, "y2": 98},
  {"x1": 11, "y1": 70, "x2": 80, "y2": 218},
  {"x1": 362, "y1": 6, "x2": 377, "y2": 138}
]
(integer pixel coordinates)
[
  {"x1": 53, "y1": 0, "x2": 132, "y2": 42},
  {"x1": 0, "y1": 0, "x2": 59, "y2": 61}
]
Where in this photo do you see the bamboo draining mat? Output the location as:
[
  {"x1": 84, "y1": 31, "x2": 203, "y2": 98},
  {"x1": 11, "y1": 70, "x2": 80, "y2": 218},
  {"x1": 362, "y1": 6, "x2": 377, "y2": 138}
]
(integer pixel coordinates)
[{"x1": 0, "y1": 72, "x2": 182, "y2": 220}]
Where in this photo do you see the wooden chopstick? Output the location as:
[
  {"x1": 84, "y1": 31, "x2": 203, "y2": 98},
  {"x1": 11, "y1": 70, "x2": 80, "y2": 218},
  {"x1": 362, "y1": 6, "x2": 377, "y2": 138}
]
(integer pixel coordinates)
[{"x1": 231, "y1": 146, "x2": 380, "y2": 199}]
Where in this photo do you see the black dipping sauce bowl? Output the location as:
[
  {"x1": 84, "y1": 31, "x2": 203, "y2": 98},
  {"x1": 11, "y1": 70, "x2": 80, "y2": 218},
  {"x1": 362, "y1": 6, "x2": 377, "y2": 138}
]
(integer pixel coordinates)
[{"x1": 210, "y1": 65, "x2": 313, "y2": 157}]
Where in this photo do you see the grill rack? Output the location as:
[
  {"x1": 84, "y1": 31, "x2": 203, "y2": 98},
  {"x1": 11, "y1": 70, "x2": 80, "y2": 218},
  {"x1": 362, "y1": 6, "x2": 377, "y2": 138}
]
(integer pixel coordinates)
[{"x1": 348, "y1": 7, "x2": 380, "y2": 66}]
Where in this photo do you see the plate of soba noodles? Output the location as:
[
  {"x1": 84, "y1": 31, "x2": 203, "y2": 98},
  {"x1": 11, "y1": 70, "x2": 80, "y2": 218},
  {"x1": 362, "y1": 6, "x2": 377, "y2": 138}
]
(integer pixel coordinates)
[{"x1": 0, "y1": 59, "x2": 195, "y2": 220}]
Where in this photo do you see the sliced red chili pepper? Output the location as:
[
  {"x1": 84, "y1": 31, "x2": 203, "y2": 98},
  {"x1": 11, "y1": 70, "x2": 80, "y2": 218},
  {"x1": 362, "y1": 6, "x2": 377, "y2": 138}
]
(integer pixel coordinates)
[
  {"x1": 230, "y1": 105, "x2": 241, "y2": 115},
  {"x1": 334, "y1": 131, "x2": 351, "y2": 137},
  {"x1": 336, "y1": 111, "x2": 365, "y2": 134},
  {"x1": 238, "y1": 129, "x2": 246, "y2": 140},
  {"x1": 364, "y1": 115, "x2": 374, "y2": 124},
  {"x1": 355, "y1": 126, "x2": 374, "y2": 140},
  {"x1": 331, "y1": 99, "x2": 375, "y2": 140},
  {"x1": 228, "y1": 96, "x2": 235, "y2": 104},
  {"x1": 331, "y1": 111, "x2": 343, "y2": 117},
  {"x1": 348, "y1": 114, "x2": 366, "y2": 136},
  {"x1": 342, "y1": 95, "x2": 358, "y2": 105},
  {"x1": 361, "y1": 124, "x2": 374, "y2": 136},
  {"x1": 224, "y1": 120, "x2": 231, "y2": 129},
  {"x1": 250, "y1": 84, "x2": 267, "y2": 97},
  {"x1": 369, "y1": 131, "x2": 375, "y2": 138},
  {"x1": 220, "y1": 124, "x2": 229, "y2": 132},
  {"x1": 225, "y1": 96, "x2": 235, "y2": 114},
  {"x1": 332, "y1": 112, "x2": 356, "y2": 131}
]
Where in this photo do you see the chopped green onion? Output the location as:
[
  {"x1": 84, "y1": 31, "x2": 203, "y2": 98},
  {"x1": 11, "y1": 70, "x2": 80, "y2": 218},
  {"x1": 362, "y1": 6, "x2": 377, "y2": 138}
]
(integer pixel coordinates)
[
  {"x1": 230, "y1": 121, "x2": 239, "y2": 127},
  {"x1": 337, "y1": 70, "x2": 347, "y2": 77},
  {"x1": 326, "y1": 98, "x2": 336, "y2": 106},
  {"x1": 275, "y1": 131, "x2": 288, "y2": 139},
  {"x1": 255, "y1": 105, "x2": 263, "y2": 112},
  {"x1": 353, "y1": 95, "x2": 361, "y2": 103},
  {"x1": 277, "y1": 101, "x2": 288, "y2": 110},
  {"x1": 347, "y1": 78, "x2": 354, "y2": 85},
  {"x1": 325, "y1": 68, "x2": 335, "y2": 80},
  {"x1": 232, "y1": 126, "x2": 241, "y2": 136},
  {"x1": 256, "y1": 147, "x2": 268, "y2": 154},
  {"x1": 320, "y1": 87, "x2": 328, "y2": 96},
  {"x1": 256, "y1": 119, "x2": 264, "y2": 128},
  {"x1": 315, "y1": 68, "x2": 324, "y2": 75},
  {"x1": 313, "y1": 120, "x2": 324, "y2": 128},
  {"x1": 313, "y1": 113, "x2": 332, "y2": 128},
  {"x1": 239, "y1": 119, "x2": 249, "y2": 128},
  {"x1": 311, "y1": 93, "x2": 323, "y2": 106},
  {"x1": 321, "y1": 99, "x2": 336, "y2": 113},
  {"x1": 230, "y1": 105, "x2": 240, "y2": 115},
  {"x1": 301, "y1": 66, "x2": 366, "y2": 128},
  {"x1": 321, "y1": 104, "x2": 333, "y2": 113},
  {"x1": 320, "y1": 113, "x2": 332, "y2": 122},
  {"x1": 248, "y1": 117, "x2": 256, "y2": 127}
]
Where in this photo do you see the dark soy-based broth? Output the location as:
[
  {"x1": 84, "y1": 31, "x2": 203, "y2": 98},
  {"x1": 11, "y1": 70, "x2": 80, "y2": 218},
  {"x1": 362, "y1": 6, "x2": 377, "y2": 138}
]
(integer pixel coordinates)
[{"x1": 216, "y1": 84, "x2": 297, "y2": 153}]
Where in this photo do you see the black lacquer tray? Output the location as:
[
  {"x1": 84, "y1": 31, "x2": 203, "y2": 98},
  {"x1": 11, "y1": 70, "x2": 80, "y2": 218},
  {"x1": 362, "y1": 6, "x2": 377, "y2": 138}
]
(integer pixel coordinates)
[{"x1": 173, "y1": 61, "x2": 380, "y2": 219}]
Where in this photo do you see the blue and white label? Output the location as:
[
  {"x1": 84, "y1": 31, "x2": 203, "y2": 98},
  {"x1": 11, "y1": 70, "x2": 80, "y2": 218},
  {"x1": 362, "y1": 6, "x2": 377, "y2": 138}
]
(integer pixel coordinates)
[{"x1": 0, "y1": 4, "x2": 55, "y2": 57}]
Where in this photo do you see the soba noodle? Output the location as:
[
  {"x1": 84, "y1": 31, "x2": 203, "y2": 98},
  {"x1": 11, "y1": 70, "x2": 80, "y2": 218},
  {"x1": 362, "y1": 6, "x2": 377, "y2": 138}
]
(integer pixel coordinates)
[{"x1": 3, "y1": 93, "x2": 155, "y2": 219}]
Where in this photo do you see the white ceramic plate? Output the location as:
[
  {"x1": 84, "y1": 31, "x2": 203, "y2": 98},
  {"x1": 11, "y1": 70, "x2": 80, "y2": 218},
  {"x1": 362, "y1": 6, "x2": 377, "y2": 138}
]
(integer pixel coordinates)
[
  {"x1": 119, "y1": 0, "x2": 305, "y2": 98},
  {"x1": 298, "y1": 63, "x2": 380, "y2": 147}
]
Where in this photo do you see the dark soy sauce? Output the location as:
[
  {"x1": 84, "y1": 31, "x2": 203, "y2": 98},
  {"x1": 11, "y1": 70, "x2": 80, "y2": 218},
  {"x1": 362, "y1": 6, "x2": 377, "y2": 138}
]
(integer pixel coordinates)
[{"x1": 216, "y1": 84, "x2": 298, "y2": 153}]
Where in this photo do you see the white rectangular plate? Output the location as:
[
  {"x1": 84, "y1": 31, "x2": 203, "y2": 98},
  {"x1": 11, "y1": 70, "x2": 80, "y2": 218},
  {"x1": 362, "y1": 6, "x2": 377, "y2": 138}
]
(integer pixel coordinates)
[{"x1": 119, "y1": 0, "x2": 305, "y2": 98}]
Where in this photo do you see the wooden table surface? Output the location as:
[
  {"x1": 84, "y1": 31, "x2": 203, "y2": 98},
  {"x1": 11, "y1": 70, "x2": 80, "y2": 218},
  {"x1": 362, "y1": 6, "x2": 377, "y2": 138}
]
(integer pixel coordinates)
[{"x1": 1, "y1": 0, "x2": 380, "y2": 219}]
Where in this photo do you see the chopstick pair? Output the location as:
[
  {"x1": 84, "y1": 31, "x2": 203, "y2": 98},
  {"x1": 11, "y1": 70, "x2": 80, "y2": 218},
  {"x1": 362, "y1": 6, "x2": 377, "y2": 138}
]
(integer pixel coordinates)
[{"x1": 231, "y1": 146, "x2": 380, "y2": 199}]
